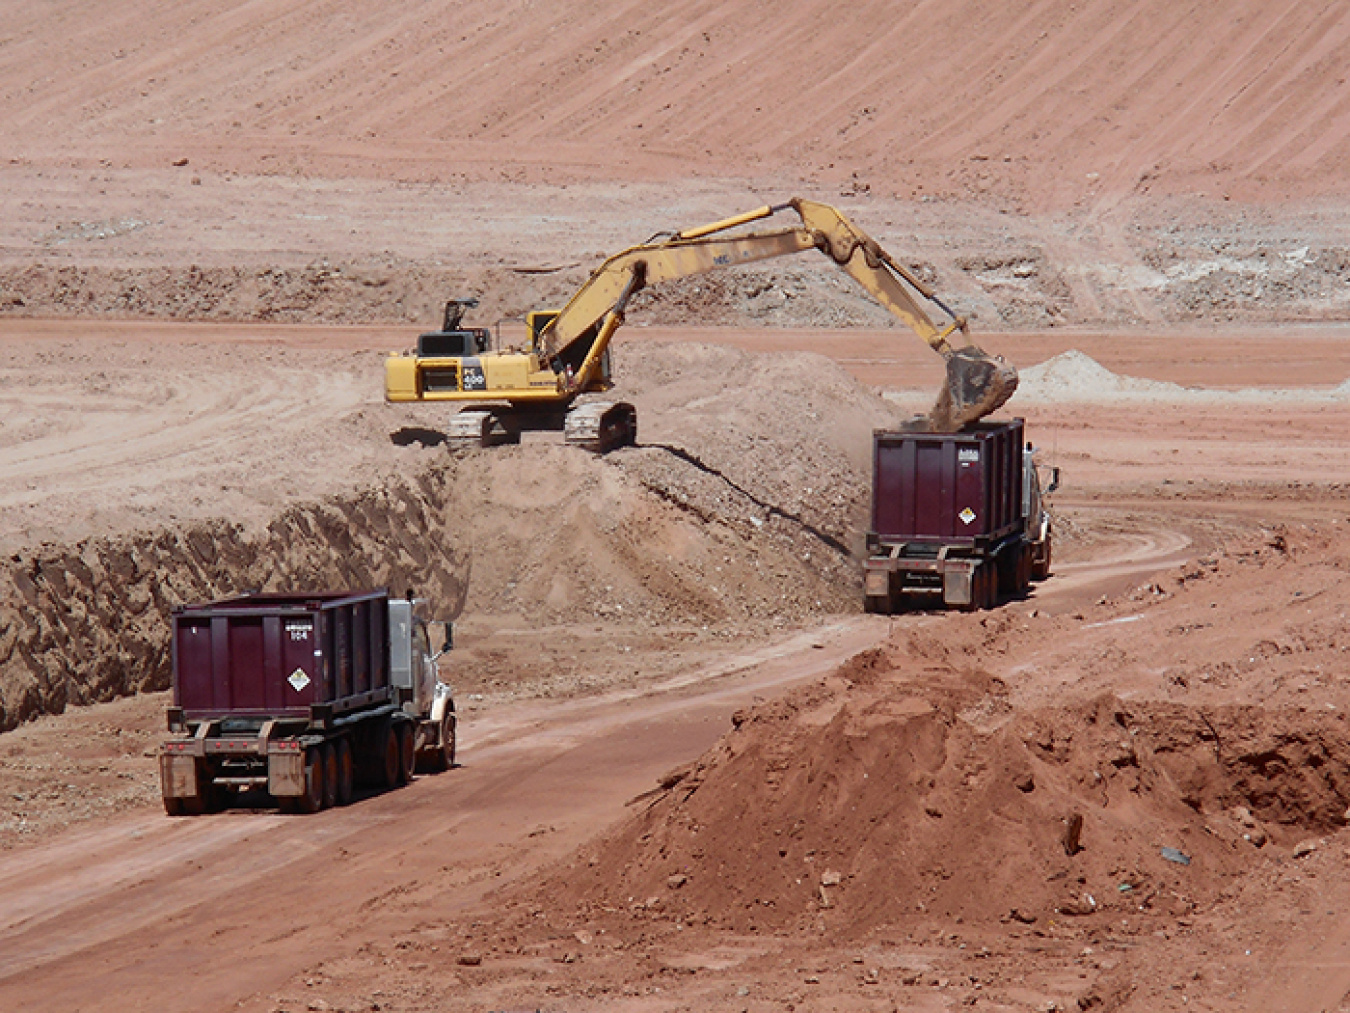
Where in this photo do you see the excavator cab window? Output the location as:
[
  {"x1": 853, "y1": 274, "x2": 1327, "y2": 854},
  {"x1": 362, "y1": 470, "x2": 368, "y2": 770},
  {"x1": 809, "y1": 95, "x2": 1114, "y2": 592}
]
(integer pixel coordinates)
[
  {"x1": 527, "y1": 310, "x2": 560, "y2": 354},
  {"x1": 417, "y1": 328, "x2": 492, "y2": 357}
]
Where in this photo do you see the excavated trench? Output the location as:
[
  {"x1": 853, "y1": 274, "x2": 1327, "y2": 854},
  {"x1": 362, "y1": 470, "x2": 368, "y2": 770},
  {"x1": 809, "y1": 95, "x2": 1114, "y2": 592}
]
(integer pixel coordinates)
[
  {"x1": 0, "y1": 471, "x2": 469, "y2": 732},
  {"x1": 0, "y1": 434, "x2": 873, "y2": 732}
]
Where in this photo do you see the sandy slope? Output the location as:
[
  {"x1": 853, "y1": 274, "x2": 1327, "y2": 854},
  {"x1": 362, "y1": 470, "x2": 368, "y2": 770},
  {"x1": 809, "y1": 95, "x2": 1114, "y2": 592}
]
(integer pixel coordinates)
[{"x1": 5, "y1": 0, "x2": 1349, "y2": 207}]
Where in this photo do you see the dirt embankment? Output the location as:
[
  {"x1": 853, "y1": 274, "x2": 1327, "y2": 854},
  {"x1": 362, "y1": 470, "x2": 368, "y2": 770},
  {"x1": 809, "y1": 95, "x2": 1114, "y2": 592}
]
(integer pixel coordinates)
[
  {"x1": 0, "y1": 472, "x2": 469, "y2": 732},
  {"x1": 0, "y1": 342, "x2": 902, "y2": 731},
  {"x1": 6, "y1": 1, "x2": 1350, "y2": 210},
  {"x1": 5, "y1": 199, "x2": 1349, "y2": 333}
]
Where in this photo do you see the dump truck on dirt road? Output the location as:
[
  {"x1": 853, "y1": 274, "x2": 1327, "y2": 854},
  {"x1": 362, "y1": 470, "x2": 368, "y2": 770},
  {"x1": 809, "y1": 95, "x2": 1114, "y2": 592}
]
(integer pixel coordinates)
[
  {"x1": 385, "y1": 197, "x2": 1018, "y2": 450},
  {"x1": 863, "y1": 419, "x2": 1058, "y2": 612},
  {"x1": 159, "y1": 590, "x2": 456, "y2": 815}
]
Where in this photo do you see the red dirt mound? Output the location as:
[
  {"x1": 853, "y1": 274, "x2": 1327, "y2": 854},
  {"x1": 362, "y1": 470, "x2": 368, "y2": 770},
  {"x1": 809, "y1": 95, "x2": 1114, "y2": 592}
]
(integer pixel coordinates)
[{"x1": 543, "y1": 645, "x2": 1350, "y2": 938}]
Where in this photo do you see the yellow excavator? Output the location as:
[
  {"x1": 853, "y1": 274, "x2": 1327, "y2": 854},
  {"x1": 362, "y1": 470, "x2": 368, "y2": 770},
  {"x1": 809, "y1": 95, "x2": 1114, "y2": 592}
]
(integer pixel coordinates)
[{"x1": 384, "y1": 198, "x2": 1018, "y2": 451}]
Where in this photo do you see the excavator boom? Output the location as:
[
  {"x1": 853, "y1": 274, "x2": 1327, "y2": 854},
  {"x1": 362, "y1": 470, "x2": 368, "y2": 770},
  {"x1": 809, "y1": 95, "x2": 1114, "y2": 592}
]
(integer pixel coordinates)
[{"x1": 538, "y1": 198, "x2": 1016, "y2": 430}]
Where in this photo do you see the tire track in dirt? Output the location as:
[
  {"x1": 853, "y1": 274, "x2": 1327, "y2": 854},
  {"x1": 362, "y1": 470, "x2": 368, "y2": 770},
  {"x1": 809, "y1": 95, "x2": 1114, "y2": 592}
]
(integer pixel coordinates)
[{"x1": 0, "y1": 619, "x2": 881, "y2": 1011}]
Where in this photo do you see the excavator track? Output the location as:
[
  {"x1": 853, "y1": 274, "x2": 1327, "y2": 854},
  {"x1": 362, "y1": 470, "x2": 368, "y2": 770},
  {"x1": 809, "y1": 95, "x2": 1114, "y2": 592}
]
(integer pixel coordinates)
[
  {"x1": 446, "y1": 409, "x2": 521, "y2": 450},
  {"x1": 563, "y1": 401, "x2": 637, "y2": 453}
]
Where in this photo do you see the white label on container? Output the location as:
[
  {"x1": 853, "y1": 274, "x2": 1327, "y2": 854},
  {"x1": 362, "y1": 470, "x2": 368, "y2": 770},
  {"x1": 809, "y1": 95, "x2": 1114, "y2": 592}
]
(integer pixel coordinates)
[
  {"x1": 958, "y1": 448, "x2": 979, "y2": 464},
  {"x1": 288, "y1": 668, "x2": 311, "y2": 692},
  {"x1": 959, "y1": 507, "x2": 977, "y2": 525},
  {"x1": 285, "y1": 620, "x2": 312, "y2": 642}
]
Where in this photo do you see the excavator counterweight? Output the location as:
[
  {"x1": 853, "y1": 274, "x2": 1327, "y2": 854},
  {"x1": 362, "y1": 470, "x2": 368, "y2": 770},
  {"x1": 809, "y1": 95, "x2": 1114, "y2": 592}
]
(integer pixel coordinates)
[{"x1": 384, "y1": 198, "x2": 1017, "y2": 446}]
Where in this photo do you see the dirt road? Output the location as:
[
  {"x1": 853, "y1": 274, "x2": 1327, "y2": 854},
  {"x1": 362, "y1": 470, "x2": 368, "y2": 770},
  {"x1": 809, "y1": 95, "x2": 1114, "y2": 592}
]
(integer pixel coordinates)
[
  {"x1": 0, "y1": 509, "x2": 1199, "y2": 1013},
  {"x1": 0, "y1": 619, "x2": 881, "y2": 1011}
]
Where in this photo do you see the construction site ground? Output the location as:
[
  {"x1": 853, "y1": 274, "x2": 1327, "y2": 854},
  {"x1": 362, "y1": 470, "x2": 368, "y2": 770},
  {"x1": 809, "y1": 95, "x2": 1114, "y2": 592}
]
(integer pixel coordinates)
[
  {"x1": 2, "y1": 319, "x2": 1350, "y2": 1013},
  {"x1": 5, "y1": 2, "x2": 1350, "y2": 1010}
]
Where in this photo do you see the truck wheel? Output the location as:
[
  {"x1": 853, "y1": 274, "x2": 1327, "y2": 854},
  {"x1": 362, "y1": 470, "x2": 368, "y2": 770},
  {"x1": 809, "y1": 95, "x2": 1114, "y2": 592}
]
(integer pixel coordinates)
[
  {"x1": 1017, "y1": 544, "x2": 1033, "y2": 591},
  {"x1": 320, "y1": 743, "x2": 338, "y2": 811},
  {"x1": 436, "y1": 710, "x2": 457, "y2": 770},
  {"x1": 967, "y1": 562, "x2": 995, "y2": 611},
  {"x1": 959, "y1": 564, "x2": 986, "y2": 611},
  {"x1": 296, "y1": 746, "x2": 325, "y2": 814},
  {"x1": 396, "y1": 722, "x2": 416, "y2": 785},
  {"x1": 334, "y1": 738, "x2": 355, "y2": 806},
  {"x1": 441, "y1": 710, "x2": 457, "y2": 768},
  {"x1": 378, "y1": 722, "x2": 401, "y2": 789},
  {"x1": 864, "y1": 594, "x2": 893, "y2": 615},
  {"x1": 1032, "y1": 532, "x2": 1053, "y2": 581}
]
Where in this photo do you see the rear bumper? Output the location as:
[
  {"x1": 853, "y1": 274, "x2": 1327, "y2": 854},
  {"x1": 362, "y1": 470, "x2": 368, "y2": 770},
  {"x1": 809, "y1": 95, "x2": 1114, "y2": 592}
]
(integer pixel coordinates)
[{"x1": 864, "y1": 554, "x2": 977, "y2": 606}]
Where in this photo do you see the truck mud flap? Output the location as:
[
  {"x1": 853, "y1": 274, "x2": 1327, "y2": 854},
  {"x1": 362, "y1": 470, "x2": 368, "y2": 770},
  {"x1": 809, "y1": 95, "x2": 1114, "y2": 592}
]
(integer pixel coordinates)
[
  {"x1": 942, "y1": 565, "x2": 975, "y2": 607},
  {"x1": 160, "y1": 754, "x2": 199, "y2": 799},
  {"x1": 268, "y1": 752, "x2": 305, "y2": 797},
  {"x1": 863, "y1": 568, "x2": 890, "y2": 598}
]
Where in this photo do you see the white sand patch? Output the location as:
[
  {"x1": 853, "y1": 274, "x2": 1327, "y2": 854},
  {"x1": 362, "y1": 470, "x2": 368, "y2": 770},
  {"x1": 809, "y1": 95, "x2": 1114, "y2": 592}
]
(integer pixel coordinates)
[
  {"x1": 1011, "y1": 351, "x2": 1349, "y2": 405},
  {"x1": 882, "y1": 350, "x2": 1350, "y2": 406}
]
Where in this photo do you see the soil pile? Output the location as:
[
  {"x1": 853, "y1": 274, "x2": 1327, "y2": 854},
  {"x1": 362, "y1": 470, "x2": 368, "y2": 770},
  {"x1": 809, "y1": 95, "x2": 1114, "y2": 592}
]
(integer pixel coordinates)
[
  {"x1": 1016, "y1": 349, "x2": 1350, "y2": 403},
  {"x1": 542, "y1": 645, "x2": 1350, "y2": 939},
  {"x1": 439, "y1": 520, "x2": 1350, "y2": 1013},
  {"x1": 613, "y1": 342, "x2": 899, "y2": 554}
]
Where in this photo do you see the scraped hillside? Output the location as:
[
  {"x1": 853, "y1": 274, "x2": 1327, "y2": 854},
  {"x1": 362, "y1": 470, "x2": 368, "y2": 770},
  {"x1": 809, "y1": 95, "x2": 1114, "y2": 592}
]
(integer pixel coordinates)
[
  {"x1": 5, "y1": 0, "x2": 1348, "y2": 208},
  {"x1": 0, "y1": 340, "x2": 903, "y2": 729}
]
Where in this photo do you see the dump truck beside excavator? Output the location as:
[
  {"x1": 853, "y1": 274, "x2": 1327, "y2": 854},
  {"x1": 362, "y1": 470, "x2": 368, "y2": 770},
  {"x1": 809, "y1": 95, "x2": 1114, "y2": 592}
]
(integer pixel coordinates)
[{"x1": 863, "y1": 420, "x2": 1058, "y2": 612}]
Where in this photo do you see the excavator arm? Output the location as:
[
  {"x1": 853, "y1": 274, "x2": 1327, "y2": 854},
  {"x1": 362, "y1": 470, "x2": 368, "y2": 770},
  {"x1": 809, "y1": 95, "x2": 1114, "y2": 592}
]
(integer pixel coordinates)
[{"x1": 539, "y1": 198, "x2": 1017, "y2": 430}]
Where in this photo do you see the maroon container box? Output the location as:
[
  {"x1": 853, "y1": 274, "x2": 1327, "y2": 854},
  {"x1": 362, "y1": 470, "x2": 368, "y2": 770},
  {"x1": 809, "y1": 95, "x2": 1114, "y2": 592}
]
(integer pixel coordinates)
[
  {"x1": 172, "y1": 590, "x2": 391, "y2": 721},
  {"x1": 870, "y1": 419, "x2": 1025, "y2": 547}
]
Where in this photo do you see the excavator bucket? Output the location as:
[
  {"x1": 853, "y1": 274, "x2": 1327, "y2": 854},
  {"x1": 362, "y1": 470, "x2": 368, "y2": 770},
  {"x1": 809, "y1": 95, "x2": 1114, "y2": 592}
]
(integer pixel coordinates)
[{"x1": 927, "y1": 347, "x2": 1020, "y2": 432}]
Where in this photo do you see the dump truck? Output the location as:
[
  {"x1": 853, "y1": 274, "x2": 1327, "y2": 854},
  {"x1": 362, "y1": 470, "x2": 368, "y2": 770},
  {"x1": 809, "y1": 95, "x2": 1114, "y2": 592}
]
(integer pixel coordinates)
[
  {"x1": 863, "y1": 419, "x2": 1058, "y2": 612},
  {"x1": 385, "y1": 198, "x2": 1018, "y2": 450},
  {"x1": 159, "y1": 590, "x2": 456, "y2": 816}
]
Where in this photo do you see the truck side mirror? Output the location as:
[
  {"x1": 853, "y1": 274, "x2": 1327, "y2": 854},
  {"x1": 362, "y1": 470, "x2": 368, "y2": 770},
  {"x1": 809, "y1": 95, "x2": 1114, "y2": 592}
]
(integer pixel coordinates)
[
  {"x1": 1046, "y1": 467, "x2": 1061, "y2": 495},
  {"x1": 441, "y1": 622, "x2": 454, "y2": 653}
]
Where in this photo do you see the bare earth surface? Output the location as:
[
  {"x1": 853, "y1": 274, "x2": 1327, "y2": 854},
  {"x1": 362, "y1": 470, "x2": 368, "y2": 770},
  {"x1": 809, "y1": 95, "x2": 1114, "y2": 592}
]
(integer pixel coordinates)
[{"x1": 3, "y1": 3, "x2": 1350, "y2": 1012}]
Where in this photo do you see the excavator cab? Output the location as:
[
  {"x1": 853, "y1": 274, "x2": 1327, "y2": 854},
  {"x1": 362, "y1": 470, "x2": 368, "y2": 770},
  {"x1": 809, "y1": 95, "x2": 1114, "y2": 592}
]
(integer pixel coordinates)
[{"x1": 416, "y1": 298, "x2": 492, "y2": 357}]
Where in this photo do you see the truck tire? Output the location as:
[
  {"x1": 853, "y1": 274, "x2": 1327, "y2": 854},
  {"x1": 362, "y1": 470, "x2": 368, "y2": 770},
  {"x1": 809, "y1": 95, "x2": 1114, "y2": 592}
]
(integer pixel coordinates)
[
  {"x1": 966, "y1": 562, "x2": 996, "y2": 611},
  {"x1": 334, "y1": 738, "x2": 355, "y2": 806},
  {"x1": 864, "y1": 593, "x2": 893, "y2": 615},
  {"x1": 997, "y1": 549, "x2": 1019, "y2": 595},
  {"x1": 436, "y1": 710, "x2": 457, "y2": 770},
  {"x1": 378, "y1": 721, "x2": 401, "y2": 789},
  {"x1": 439, "y1": 710, "x2": 457, "y2": 769},
  {"x1": 292, "y1": 746, "x2": 325, "y2": 814},
  {"x1": 396, "y1": 722, "x2": 416, "y2": 785},
  {"x1": 417, "y1": 710, "x2": 458, "y2": 773},
  {"x1": 1032, "y1": 532, "x2": 1053, "y2": 581},
  {"x1": 320, "y1": 743, "x2": 338, "y2": 811}
]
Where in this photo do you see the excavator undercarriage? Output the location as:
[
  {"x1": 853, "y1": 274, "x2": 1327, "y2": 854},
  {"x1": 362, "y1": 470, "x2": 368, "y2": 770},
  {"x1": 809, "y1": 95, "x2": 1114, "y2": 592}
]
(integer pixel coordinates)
[{"x1": 385, "y1": 198, "x2": 1018, "y2": 449}]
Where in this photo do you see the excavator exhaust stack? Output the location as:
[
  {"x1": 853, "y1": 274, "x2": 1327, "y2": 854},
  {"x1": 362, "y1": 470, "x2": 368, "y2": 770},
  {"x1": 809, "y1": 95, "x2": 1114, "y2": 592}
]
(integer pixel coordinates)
[{"x1": 927, "y1": 347, "x2": 1020, "y2": 433}]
